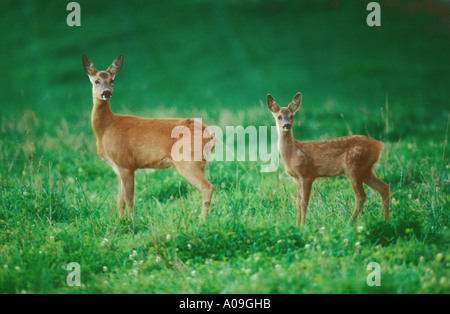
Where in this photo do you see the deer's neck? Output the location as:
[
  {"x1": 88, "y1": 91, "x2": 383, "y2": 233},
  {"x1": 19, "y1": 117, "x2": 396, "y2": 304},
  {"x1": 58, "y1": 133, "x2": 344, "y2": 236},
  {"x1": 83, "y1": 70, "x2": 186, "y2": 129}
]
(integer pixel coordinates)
[
  {"x1": 277, "y1": 129, "x2": 297, "y2": 159},
  {"x1": 91, "y1": 98, "x2": 114, "y2": 140}
]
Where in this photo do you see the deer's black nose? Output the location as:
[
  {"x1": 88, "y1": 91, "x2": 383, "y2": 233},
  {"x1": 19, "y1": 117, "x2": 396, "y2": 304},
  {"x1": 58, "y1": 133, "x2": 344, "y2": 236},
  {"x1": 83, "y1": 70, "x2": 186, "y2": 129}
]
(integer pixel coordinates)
[
  {"x1": 283, "y1": 123, "x2": 291, "y2": 129},
  {"x1": 101, "y1": 89, "x2": 112, "y2": 99}
]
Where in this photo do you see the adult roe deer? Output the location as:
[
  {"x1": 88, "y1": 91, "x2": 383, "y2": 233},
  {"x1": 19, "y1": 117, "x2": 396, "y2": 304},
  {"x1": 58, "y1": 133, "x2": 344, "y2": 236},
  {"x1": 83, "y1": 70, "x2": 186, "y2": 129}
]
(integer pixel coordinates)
[
  {"x1": 267, "y1": 92, "x2": 390, "y2": 226},
  {"x1": 82, "y1": 55, "x2": 215, "y2": 220}
]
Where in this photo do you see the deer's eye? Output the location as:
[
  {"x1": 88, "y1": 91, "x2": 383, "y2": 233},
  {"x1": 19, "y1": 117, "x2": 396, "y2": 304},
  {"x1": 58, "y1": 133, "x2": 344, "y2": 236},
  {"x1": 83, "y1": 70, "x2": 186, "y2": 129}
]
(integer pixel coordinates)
[
  {"x1": 289, "y1": 116, "x2": 293, "y2": 119},
  {"x1": 278, "y1": 116, "x2": 282, "y2": 120},
  {"x1": 110, "y1": 80, "x2": 114, "y2": 85},
  {"x1": 94, "y1": 80, "x2": 100, "y2": 85}
]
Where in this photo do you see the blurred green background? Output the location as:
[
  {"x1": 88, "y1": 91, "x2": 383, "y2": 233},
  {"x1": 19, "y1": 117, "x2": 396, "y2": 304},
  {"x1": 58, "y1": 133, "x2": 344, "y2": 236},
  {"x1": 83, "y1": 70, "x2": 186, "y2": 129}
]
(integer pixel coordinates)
[
  {"x1": 1, "y1": 0, "x2": 448, "y2": 140},
  {"x1": 0, "y1": 0, "x2": 449, "y2": 294}
]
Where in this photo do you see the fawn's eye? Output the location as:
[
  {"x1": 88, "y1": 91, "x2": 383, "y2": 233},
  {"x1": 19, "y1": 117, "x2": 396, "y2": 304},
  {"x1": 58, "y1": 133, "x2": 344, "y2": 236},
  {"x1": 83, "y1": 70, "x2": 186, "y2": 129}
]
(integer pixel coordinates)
[
  {"x1": 290, "y1": 116, "x2": 293, "y2": 119},
  {"x1": 94, "y1": 80, "x2": 100, "y2": 85},
  {"x1": 278, "y1": 116, "x2": 282, "y2": 120},
  {"x1": 110, "y1": 80, "x2": 114, "y2": 85}
]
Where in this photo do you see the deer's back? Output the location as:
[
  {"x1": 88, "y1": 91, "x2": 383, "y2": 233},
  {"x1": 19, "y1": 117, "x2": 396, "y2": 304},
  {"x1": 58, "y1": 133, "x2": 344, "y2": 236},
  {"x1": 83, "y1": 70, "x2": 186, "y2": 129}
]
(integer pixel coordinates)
[{"x1": 296, "y1": 135, "x2": 383, "y2": 178}]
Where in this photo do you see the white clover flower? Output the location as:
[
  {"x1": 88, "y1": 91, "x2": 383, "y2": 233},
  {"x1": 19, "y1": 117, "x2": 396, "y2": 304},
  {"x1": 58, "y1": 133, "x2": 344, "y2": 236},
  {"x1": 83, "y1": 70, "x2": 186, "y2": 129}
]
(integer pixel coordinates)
[
  {"x1": 355, "y1": 242, "x2": 361, "y2": 248},
  {"x1": 49, "y1": 236, "x2": 55, "y2": 241},
  {"x1": 155, "y1": 256, "x2": 162, "y2": 263},
  {"x1": 103, "y1": 266, "x2": 108, "y2": 272},
  {"x1": 305, "y1": 244, "x2": 311, "y2": 249},
  {"x1": 187, "y1": 244, "x2": 192, "y2": 250},
  {"x1": 166, "y1": 234, "x2": 171, "y2": 241},
  {"x1": 3, "y1": 264, "x2": 8, "y2": 269},
  {"x1": 436, "y1": 253, "x2": 443, "y2": 261},
  {"x1": 343, "y1": 238, "x2": 349, "y2": 246},
  {"x1": 357, "y1": 226, "x2": 364, "y2": 233},
  {"x1": 191, "y1": 270, "x2": 197, "y2": 276}
]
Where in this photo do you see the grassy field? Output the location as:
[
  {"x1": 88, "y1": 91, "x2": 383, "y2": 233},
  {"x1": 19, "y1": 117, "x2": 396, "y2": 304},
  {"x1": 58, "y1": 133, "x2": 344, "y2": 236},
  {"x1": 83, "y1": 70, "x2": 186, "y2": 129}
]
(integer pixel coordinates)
[{"x1": 0, "y1": 0, "x2": 449, "y2": 294}]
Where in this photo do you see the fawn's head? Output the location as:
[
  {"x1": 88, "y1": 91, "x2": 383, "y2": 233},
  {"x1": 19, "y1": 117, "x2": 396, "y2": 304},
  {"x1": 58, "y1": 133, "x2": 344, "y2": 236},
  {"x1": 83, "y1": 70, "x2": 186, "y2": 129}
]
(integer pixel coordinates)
[
  {"x1": 267, "y1": 93, "x2": 302, "y2": 132},
  {"x1": 82, "y1": 55, "x2": 123, "y2": 101}
]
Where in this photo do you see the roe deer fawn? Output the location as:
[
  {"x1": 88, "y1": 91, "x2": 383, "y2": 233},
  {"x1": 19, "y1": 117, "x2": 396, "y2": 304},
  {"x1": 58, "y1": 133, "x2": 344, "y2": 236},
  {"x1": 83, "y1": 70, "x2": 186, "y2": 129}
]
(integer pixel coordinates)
[
  {"x1": 82, "y1": 55, "x2": 215, "y2": 220},
  {"x1": 267, "y1": 92, "x2": 390, "y2": 226}
]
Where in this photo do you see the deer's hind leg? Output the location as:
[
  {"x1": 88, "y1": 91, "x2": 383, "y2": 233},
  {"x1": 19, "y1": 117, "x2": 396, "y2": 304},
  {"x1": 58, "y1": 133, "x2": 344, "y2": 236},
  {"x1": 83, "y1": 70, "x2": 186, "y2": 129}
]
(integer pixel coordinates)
[
  {"x1": 345, "y1": 165, "x2": 370, "y2": 223},
  {"x1": 347, "y1": 179, "x2": 366, "y2": 223},
  {"x1": 364, "y1": 170, "x2": 390, "y2": 219},
  {"x1": 173, "y1": 161, "x2": 214, "y2": 220}
]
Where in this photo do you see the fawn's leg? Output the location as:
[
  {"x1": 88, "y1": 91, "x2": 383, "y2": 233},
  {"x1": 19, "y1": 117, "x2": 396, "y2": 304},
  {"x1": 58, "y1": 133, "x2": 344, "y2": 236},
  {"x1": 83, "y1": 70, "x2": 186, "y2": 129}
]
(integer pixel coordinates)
[
  {"x1": 347, "y1": 176, "x2": 367, "y2": 223},
  {"x1": 364, "y1": 170, "x2": 390, "y2": 219},
  {"x1": 118, "y1": 168, "x2": 135, "y2": 219},
  {"x1": 298, "y1": 177, "x2": 314, "y2": 226},
  {"x1": 174, "y1": 161, "x2": 214, "y2": 220},
  {"x1": 118, "y1": 175, "x2": 126, "y2": 219},
  {"x1": 294, "y1": 178, "x2": 303, "y2": 226}
]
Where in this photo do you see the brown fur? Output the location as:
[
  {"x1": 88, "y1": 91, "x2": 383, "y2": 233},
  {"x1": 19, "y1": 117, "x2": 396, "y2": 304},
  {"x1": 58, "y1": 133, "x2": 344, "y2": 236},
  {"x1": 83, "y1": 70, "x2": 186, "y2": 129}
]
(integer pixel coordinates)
[
  {"x1": 268, "y1": 93, "x2": 390, "y2": 225},
  {"x1": 83, "y1": 55, "x2": 215, "y2": 220}
]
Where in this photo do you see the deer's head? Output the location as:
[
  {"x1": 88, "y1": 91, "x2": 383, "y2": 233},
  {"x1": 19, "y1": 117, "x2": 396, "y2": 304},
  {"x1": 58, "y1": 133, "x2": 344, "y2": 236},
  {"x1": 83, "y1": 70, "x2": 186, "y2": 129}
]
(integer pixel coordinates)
[
  {"x1": 267, "y1": 92, "x2": 302, "y2": 132},
  {"x1": 82, "y1": 55, "x2": 123, "y2": 101}
]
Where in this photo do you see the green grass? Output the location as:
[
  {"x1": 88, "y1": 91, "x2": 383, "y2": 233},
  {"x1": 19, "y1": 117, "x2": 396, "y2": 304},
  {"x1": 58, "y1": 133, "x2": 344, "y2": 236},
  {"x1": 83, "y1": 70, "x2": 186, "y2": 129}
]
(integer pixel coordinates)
[{"x1": 0, "y1": 0, "x2": 449, "y2": 294}]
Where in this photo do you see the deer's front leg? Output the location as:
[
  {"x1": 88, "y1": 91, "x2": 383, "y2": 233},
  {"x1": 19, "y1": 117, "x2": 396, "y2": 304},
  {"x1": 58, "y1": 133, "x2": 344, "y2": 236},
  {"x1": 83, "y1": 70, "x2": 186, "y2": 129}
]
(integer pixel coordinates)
[
  {"x1": 297, "y1": 177, "x2": 314, "y2": 226},
  {"x1": 118, "y1": 168, "x2": 135, "y2": 219},
  {"x1": 294, "y1": 178, "x2": 303, "y2": 226},
  {"x1": 118, "y1": 175, "x2": 126, "y2": 219}
]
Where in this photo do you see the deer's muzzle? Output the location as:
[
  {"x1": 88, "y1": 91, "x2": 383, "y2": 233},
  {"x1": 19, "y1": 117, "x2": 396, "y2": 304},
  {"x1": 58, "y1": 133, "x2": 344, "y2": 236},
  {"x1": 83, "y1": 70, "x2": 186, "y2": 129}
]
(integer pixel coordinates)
[
  {"x1": 101, "y1": 89, "x2": 112, "y2": 100},
  {"x1": 282, "y1": 123, "x2": 292, "y2": 131}
]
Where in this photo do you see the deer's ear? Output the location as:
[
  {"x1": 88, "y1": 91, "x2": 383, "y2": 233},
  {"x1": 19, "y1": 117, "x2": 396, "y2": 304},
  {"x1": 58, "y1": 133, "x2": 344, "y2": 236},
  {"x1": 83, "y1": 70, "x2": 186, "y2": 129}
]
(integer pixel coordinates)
[
  {"x1": 288, "y1": 92, "x2": 302, "y2": 114},
  {"x1": 267, "y1": 94, "x2": 280, "y2": 113},
  {"x1": 82, "y1": 55, "x2": 97, "y2": 76},
  {"x1": 107, "y1": 55, "x2": 123, "y2": 77}
]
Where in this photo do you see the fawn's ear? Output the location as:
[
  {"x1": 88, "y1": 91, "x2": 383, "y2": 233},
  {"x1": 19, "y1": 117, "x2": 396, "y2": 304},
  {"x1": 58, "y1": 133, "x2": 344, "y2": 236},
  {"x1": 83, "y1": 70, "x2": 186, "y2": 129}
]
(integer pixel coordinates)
[
  {"x1": 107, "y1": 55, "x2": 123, "y2": 77},
  {"x1": 82, "y1": 55, "x2": 97, "y2": 77},
  {"x1": 288, "y1": 92, "x2": 302, "y2": 114},
  {"x1": 267, "y1": 94, "x2": 280, "y2": 113}
]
